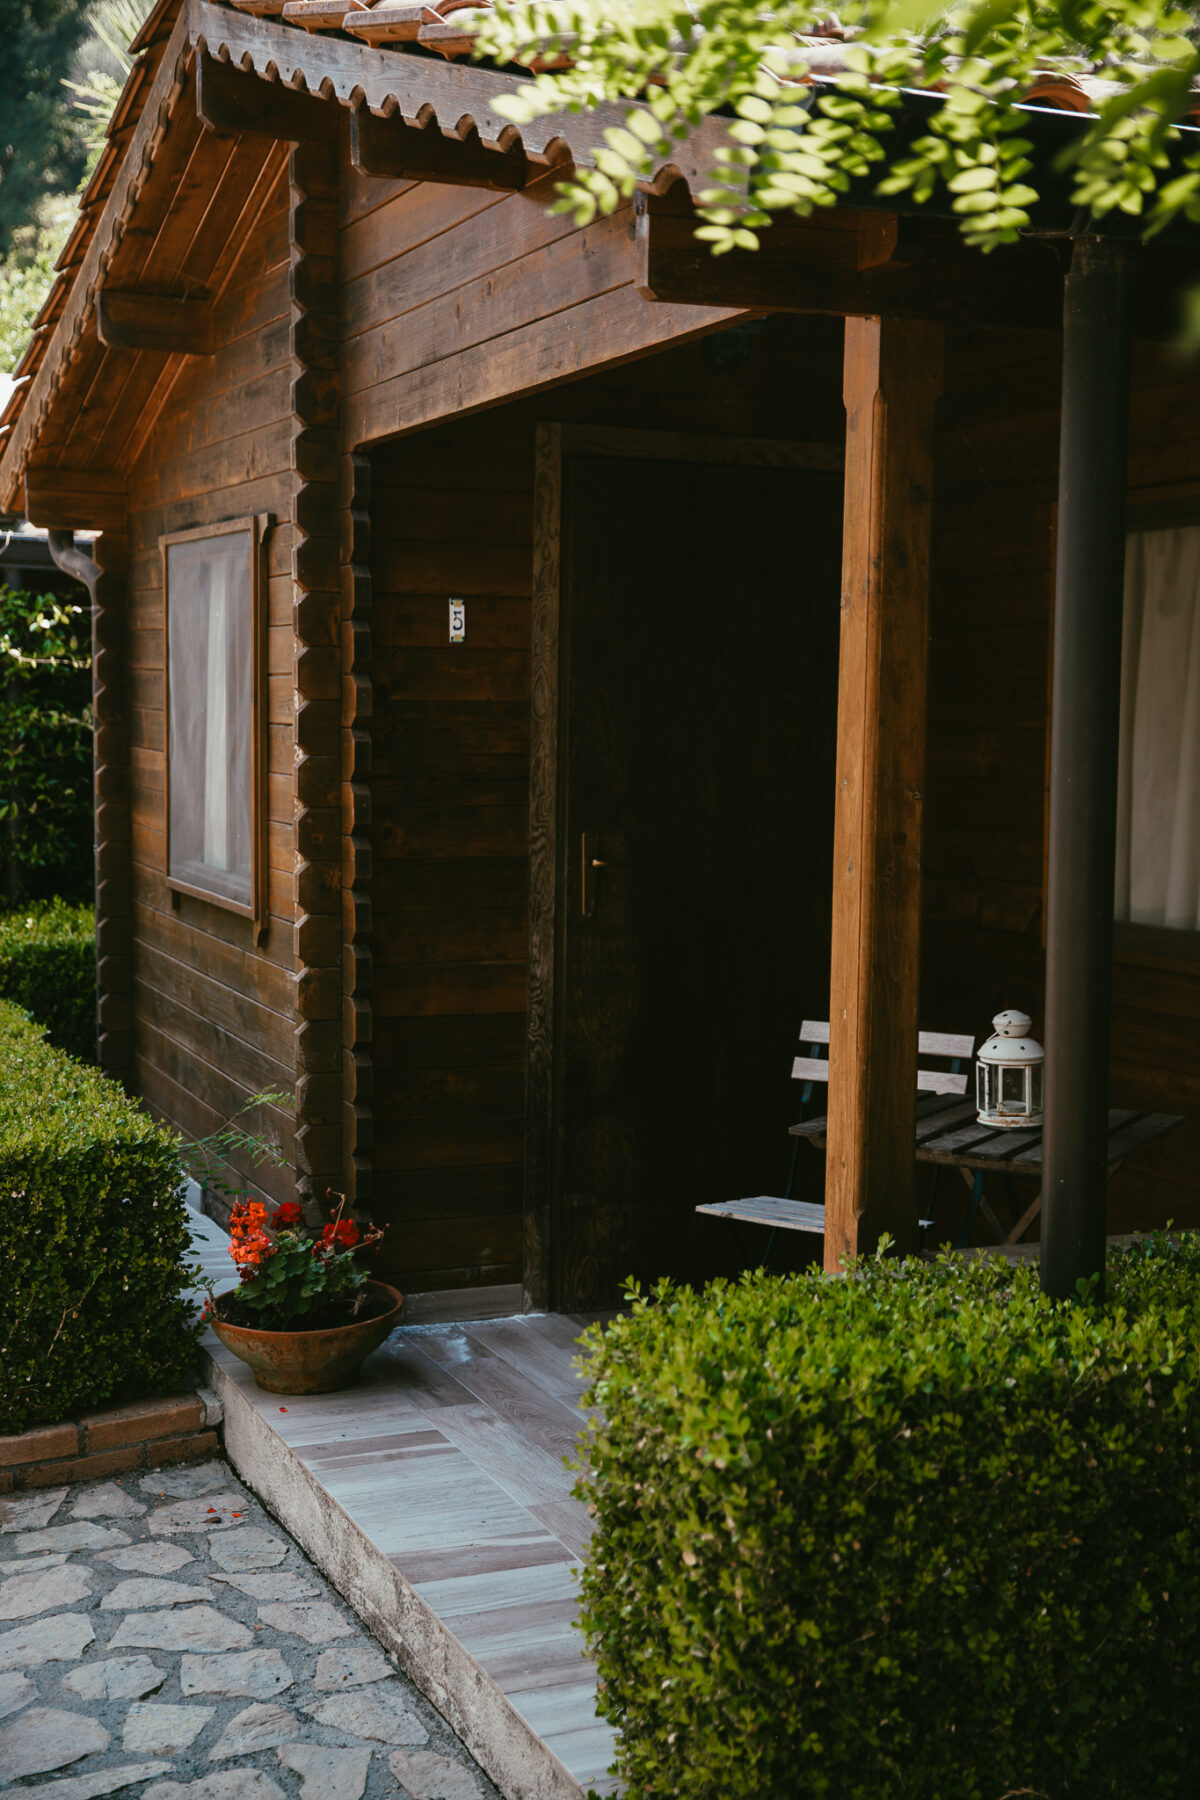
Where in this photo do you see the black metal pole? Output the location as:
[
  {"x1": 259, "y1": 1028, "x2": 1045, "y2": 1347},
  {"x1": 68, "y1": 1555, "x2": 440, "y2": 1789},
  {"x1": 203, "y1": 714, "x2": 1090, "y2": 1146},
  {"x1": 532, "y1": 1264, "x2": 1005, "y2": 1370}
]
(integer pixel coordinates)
[{"x1": 1041, "y1": 235, "x2": 1137, "y2": 1303}]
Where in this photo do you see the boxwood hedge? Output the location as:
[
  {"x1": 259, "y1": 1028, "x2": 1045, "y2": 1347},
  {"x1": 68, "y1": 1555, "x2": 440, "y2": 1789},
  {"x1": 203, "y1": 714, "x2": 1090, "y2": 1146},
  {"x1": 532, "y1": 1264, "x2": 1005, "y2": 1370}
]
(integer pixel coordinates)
[
  {"x1": 576, "y1": 1244, "x2": 1200, "y2": 1798},
  {"x1": 0, "y1": 898, "x2": 96, "y2": 1063},
  {"x1": 0, "y1": 999, "x2": 201, "y2": 1434}
]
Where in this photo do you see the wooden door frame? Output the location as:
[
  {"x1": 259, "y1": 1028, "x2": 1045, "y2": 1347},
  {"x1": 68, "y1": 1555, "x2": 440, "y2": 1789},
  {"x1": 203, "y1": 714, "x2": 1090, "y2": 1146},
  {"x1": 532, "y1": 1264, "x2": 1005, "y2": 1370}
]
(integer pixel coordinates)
[{"x1": 523, "y1": 421, "x2": 844, "y2": 1311}]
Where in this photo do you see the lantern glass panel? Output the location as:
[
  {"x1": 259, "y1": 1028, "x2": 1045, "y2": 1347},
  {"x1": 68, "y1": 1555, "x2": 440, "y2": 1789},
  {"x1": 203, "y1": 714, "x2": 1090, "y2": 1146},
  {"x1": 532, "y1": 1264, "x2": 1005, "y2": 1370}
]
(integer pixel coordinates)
[
  {"x1": 1030, "y1": 1063, "x2": 1043, "y2": 1113},
  {"x1": 1001, "y1": 1066, "x2": 1025, "y2": 1106}
]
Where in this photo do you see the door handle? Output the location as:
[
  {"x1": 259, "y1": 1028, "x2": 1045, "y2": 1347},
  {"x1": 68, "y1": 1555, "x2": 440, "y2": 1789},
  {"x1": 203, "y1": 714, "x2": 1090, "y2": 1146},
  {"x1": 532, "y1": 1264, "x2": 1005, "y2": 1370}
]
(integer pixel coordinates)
[{"x1": 581, "y1": 834, "x2": 623, "y2": 917}]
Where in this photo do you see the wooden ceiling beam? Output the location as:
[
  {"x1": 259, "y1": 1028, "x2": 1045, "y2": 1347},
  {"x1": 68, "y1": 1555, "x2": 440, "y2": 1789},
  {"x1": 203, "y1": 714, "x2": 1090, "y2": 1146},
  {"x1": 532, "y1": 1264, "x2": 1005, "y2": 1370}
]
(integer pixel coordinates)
[
  {"x1": 196, "y1": 50, "x2": 335, "y2": 144},
  {"x1": 350, "y1": 105, "x2": 527, "y2": 191},
  {"x1": 634, "y1": 189, "x2": 1066, "y2": 333},
  {"x1": 25, "y1": 467, "x2": 127, "y2": 534},
  {"x1": 635, "y1": 189, "x2": 1200, "y2": 340},
  {"x1": 97, "y1": 290, "x2": 215, "y2": 355}
]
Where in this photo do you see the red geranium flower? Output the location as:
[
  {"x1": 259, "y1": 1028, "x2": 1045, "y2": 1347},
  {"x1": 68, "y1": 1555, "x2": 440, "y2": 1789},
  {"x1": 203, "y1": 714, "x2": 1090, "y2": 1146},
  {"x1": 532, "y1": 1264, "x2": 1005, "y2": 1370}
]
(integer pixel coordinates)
[
  {"x1": 270, "y1": 1202, "x2": 305, "y2": 1229},
  {"x1": 321, "y1": 1218, "x2": 360, "y2": 1251},
  {"x1": 230, "y1": 1227, "x2": 274, "y2": 1268},
  {"x1": 230, "y1": 1200, "x2": 268, "y2": 1232}
]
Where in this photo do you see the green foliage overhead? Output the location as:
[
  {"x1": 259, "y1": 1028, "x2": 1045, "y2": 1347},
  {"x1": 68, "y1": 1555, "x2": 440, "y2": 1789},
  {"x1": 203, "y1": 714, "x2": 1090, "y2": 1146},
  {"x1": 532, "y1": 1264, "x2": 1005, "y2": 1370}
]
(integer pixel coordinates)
[
  {"x1": 0, "y1": 898, "x2": 97, "y2": 1064},
  {"x1": 0, "y1": 4, "x2": 152, "y2": 373},
  {"x1": 476, "y1": 1, "x2": 1200, "y2": 253},
  {"x1": 0, "y1": 997, "x2": 201, "y2": 1435},
  {"x1": 0, "y1": 0, "x2": 90, "y2": 260},
  {"x1": 575, "y1": 1248, "x2": 1200, "y2": 1796},
  {"x1": 0, "y1": 583, "x2": 93, "y2": 903},
  {"x1": 64, "y1": 0, "x2": 154, "y2": 166}
]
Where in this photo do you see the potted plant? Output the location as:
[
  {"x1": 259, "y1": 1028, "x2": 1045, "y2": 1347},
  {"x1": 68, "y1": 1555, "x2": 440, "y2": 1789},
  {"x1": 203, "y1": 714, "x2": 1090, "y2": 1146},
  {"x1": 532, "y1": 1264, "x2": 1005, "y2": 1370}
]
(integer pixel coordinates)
[{"x1": 204, "y1": 1196, "x2": 402, "y2": 1394}]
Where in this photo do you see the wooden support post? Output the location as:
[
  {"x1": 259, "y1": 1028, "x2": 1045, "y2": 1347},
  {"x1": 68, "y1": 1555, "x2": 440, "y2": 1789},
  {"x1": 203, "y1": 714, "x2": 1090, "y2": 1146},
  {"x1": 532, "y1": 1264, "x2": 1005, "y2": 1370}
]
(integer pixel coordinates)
[
  {"x1": 825, "y1": 315, "x2": 943, "y2": 1271},
  {"x1": 1041, "y1": 237, "x2": 1137, "y2": 1302}
]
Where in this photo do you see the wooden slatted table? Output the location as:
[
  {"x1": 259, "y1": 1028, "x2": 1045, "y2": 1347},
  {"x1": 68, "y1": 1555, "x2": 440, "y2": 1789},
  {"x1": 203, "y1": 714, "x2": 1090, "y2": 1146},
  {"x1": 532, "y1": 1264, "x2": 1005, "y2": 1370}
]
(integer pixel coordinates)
[{"x1": 698, "y1": 1096, "x2": 1184, "y2": 1249}]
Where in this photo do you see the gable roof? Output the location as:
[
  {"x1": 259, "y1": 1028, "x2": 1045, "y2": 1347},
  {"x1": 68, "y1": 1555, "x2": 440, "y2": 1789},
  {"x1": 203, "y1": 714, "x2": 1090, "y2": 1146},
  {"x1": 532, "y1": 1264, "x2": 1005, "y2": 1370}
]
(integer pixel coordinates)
[
  {"x1": 4, "y1": 0, "x2": 1199, "y2": 514},
  {"x1": 0, "y1": 0, "x2": 722, "y2": 509}
]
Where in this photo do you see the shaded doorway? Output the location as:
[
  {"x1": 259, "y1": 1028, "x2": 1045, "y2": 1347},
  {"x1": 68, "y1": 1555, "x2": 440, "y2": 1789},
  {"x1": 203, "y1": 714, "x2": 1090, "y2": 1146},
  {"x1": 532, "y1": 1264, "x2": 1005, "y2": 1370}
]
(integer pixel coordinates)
[{"x1": 527, "y1": 427, "x2": 843, "y2": 1309}]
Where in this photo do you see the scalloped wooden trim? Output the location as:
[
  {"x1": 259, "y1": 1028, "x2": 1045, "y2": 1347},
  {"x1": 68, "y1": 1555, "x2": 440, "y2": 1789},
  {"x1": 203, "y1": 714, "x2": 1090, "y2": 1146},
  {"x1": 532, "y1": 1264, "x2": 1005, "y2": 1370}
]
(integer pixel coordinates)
[
  {"x1": 290, "y1": 135, "x2": 344, "y2": 1219},
  {"x1": 341, "y1": 450, "x2": 373, "y2": 1211}
]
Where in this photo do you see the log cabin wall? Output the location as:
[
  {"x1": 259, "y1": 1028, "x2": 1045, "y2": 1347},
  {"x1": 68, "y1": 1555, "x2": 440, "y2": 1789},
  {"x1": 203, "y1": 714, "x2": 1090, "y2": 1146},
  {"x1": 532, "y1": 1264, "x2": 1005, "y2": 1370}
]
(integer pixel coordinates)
[
  {"x1": 337, "y1": 163, "x2": 748, "y2": 448},
  {"x1": 336, "y1": 158, "x2": 752, "y2": 1302},
  {"x1": 365, "y1": 309, "x2": 845, "y2": 1304},
  {"x1": 370, "y1": 419, "x2": 531, "y2": 1304},
  {"x1": 124, "y1": 162, "x2": 296, "y2": 1202},
  {"x1": 925, "y1": 323, "x2": 1200, "y2": 1235}
]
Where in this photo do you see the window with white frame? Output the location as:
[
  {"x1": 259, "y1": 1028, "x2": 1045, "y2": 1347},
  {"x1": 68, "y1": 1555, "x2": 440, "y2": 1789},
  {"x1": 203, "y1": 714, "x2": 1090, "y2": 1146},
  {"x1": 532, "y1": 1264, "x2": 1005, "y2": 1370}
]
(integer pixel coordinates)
[
  {"x1": 163, "y1": 518, "x2": 264, "y2": 918},
  {"x1": 1115, "y1": 525, "x2": 1200, "y2": 933}
]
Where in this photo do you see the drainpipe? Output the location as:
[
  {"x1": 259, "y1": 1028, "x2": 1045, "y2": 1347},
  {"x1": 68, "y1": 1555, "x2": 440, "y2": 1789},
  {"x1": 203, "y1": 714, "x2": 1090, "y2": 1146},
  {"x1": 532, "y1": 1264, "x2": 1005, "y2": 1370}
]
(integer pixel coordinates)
[
  {"x1": 1040, "y1": 236, "x2": 1137, "y2": 1303},
  {"x1": 47, "y1": 529, "x2": 100, "y2": 594}
]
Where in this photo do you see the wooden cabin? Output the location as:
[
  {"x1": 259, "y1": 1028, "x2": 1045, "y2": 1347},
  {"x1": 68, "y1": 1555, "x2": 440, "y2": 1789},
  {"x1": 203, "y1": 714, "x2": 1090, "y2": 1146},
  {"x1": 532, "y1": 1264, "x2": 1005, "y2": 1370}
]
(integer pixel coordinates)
[{"x1": 3, "y1": 0, "x2": 1200, "y2": 1315}]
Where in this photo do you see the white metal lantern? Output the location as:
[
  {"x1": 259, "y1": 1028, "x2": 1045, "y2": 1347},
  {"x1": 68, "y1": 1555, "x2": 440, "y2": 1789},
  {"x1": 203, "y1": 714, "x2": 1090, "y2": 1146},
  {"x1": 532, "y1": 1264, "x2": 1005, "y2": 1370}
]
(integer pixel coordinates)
[{"x1": 976, "y1": 1010, "x2": 1044, "y2": 1128}]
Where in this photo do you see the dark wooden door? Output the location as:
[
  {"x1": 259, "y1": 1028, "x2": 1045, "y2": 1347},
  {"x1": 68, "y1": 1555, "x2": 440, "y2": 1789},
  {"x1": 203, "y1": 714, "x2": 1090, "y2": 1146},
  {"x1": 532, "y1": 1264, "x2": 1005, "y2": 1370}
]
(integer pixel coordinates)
[{"x1": 545, "y1": 446, "x2": 842, "y2": 1309}]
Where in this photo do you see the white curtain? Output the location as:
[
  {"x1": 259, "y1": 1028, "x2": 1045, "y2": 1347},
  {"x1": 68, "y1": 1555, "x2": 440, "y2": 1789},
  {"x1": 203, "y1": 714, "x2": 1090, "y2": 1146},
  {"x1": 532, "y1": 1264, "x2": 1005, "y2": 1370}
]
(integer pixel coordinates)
[
  {"x1": 203, "y1": 557, "x2": 229, "y2": 871},
  {"x1": 167, "y1": 530, "x2": 253, "y2": 908},
  {"x1": 1115, "y1": 526, "x2": 1200, "y2": 931}
]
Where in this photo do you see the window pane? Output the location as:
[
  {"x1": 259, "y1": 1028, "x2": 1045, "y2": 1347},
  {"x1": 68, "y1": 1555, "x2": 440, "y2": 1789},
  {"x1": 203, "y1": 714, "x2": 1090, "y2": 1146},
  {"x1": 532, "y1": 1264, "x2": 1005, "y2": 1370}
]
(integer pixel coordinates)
[
  {"x1": 1001, "y1": 1066, "x2": 1025, "y2": 1105},
  {"x1": 1115, "y1": 526, "x2": 1200, "y2": 931},
  {"x1": 167, "y1": 531, "x2": 254, "y2": 909}
]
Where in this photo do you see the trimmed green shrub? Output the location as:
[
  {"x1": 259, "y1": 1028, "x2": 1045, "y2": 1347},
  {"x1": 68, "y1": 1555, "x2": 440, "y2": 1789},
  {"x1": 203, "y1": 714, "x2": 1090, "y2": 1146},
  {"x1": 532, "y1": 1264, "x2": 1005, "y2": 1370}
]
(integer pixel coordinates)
[
  {"x1": 0, "y1": 898, "x2": 96, "y2": 1063},
  {"x1": 577, "y1": 1245, "x2": 1200, "y2": 1799},
  {"x1": 0, "y1": 999, "x2": 200, "y2": 1434}
]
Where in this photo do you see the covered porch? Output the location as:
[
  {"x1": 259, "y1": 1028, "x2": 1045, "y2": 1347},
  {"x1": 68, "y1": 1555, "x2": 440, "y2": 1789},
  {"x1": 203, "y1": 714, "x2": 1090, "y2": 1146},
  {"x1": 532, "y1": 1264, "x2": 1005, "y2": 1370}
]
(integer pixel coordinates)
[{"x1": 363, "y1": 296, "x2": 1200, "y2": 1311}]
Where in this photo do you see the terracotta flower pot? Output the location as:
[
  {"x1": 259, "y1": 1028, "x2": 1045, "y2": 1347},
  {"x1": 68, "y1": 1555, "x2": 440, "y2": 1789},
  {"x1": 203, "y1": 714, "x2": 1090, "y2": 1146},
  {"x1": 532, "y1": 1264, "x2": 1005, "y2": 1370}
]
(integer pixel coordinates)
[{"x1": 209, "y1": 1281, "x2": 405, "y2": 1395}]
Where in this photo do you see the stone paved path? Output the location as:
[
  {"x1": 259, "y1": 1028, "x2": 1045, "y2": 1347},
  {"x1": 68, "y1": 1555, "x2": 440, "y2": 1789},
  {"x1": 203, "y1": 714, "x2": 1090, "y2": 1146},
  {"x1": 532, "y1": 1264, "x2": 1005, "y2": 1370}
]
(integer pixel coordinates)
[{"x1": 0, "y1": 1461, "x2": 501, "y2": 1800}]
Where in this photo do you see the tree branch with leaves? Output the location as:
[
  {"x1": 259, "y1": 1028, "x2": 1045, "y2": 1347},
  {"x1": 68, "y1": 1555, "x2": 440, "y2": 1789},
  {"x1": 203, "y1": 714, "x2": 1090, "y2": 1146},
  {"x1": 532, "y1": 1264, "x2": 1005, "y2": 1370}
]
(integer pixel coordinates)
[{"x1": 474, "y1": 0, "x2": 1200, "y2": 253}]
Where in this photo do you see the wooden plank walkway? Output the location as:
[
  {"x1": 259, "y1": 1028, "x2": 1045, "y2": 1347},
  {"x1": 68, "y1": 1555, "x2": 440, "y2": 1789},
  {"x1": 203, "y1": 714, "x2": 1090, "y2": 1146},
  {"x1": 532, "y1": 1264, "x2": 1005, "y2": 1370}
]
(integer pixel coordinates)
[{"x1": 193, "y1": 1210, "x2": 615, "y2": 1797}]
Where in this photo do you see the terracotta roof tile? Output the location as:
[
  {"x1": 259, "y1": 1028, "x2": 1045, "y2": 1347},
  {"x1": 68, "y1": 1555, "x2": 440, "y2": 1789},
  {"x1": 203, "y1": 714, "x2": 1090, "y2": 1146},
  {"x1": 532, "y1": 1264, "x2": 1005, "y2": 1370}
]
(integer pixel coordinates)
[
  {"x1": 343, "y1": 0, "x2": 485, "y2": 47},
  {"x1": 4, "y1": 0, "x2": 1199, "y2": 497},
  {"x1": 342, "y1": 2, "x2": 439, "y2": 44},
  {"x1": 281, "y1": 0, "x2": 377, "y2": 31},
  {"x1": 418, "y1": 10, "x2": 491, "y2": 59}
]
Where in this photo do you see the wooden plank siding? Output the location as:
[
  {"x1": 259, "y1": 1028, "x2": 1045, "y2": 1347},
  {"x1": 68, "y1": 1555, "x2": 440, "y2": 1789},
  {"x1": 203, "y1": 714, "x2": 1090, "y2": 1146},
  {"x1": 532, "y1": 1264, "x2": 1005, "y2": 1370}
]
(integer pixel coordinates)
[
  {"x1": 124, "y1": 167, "x2": 296, "y2": 1203},
  {"x1": 335, "y1": 166, "x2": 754, "y2": 1295},
  {"x1": 368, "y1": 422, "x2": 534, "y2": 1296},
  {"x1": 923, "y1": 325, "x2": 1200, "y2": 1234},
  {"x1": 337, "y1": 160, "x2": 748, "y2": 448}
]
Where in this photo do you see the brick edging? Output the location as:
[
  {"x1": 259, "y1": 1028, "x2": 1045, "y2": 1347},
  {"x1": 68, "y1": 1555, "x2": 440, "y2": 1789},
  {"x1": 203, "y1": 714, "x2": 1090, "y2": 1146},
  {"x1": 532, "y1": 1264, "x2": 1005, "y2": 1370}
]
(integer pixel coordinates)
[{"x1": 0, "y1": 1387, "x2": 223, "y2": 1492}]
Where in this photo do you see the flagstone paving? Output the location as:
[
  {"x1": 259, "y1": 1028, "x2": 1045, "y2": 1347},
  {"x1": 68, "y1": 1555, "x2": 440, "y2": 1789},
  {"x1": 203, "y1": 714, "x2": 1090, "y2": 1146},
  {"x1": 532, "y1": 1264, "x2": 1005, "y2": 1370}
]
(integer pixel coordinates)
[{"x1": 0, "y1": 1462, "x2": 499, "y2": 1800}]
